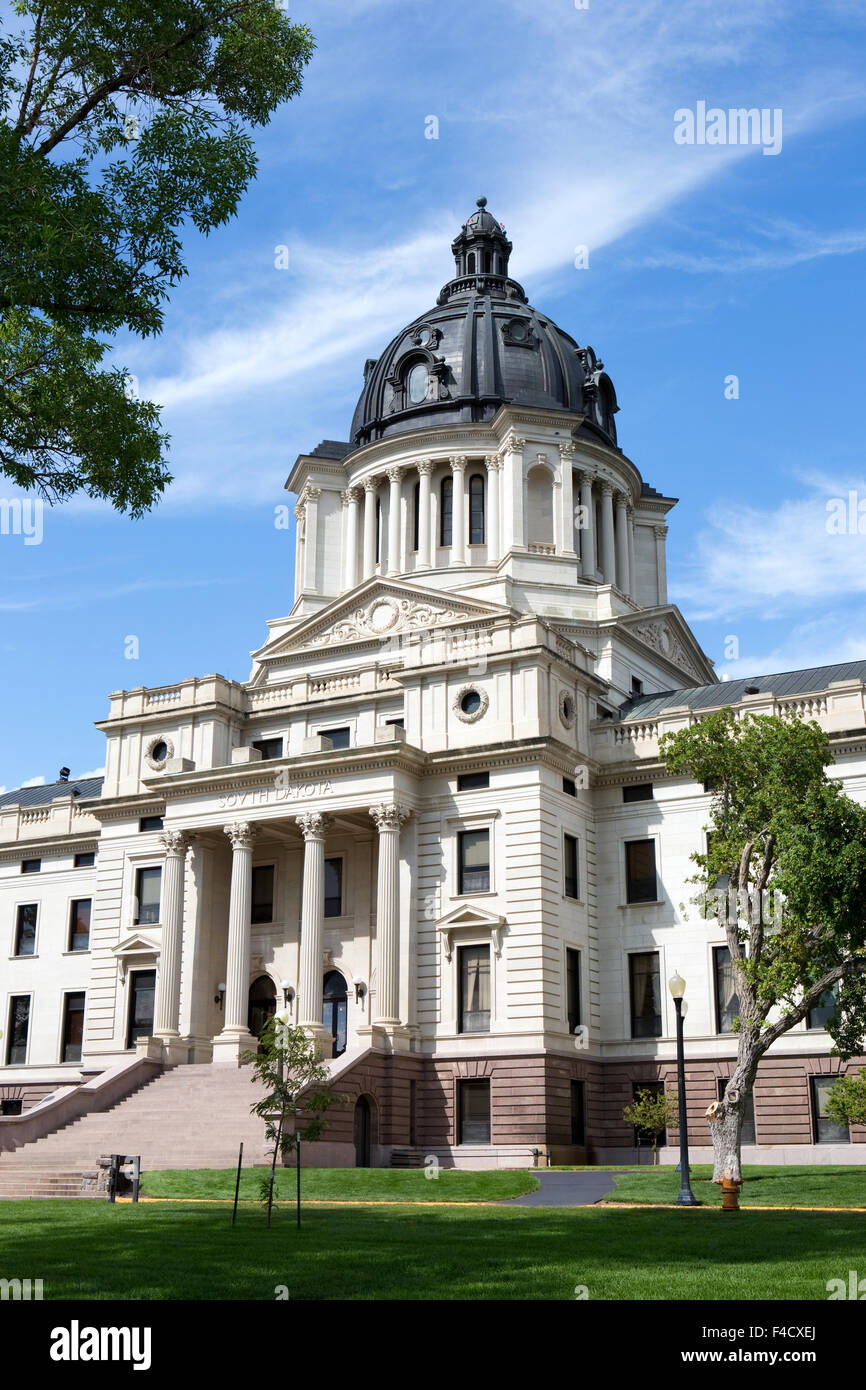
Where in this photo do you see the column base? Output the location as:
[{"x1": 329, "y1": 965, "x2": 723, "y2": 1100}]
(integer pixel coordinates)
[
  {"x1": 152, "y1": 1034, "x2": 193, "y2": 1067},
  {"x1": 211, "y1": 1031, "x2": 259, "y2": 1067}
]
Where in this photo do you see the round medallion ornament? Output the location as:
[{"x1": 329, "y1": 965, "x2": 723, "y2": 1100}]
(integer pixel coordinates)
[
  {"x1": 145, "y1": 736, "x2": 174, "y2": 770},
  {"x1": 454, "y1": 686, "x2": 489, "y2": 723},
  {"x1": 559, "y1": 691, "x2": 576, "y2": 729},
  {"x1": 368, "y1": 599, "x2": 400, "y2": 634}
]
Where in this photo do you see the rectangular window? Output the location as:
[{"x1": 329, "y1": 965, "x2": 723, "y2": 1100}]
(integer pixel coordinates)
[
  {"x1": 385, "y1": 717, "x2": 405, "y2": 731},
  {"x1": 625, "y1": 839, "x2": 657, "y2": 903},
  {"x1": 0, "y1": 1099, "x2": 22, "y2": 1116},
  {"x1": 469, "y1": 473, "x2": 485, "y2": 545},
  {"x1": 457, "y1": 771, "x2": 489, "y2": 791},
  {"x1": 61, "y1": 992, "x2": 86, "y2": 1063},
  {"x1": 321, "y1": 727, "x2": 350, "y2": 750},
  {"x1": 251, "y1": 865, "x2": 274, "y2": 925},
  {"x1": 570, "y1": 1079, "x2": 586, "y2": 1145},
  {"x1": 458, "y1": 829, "x2": 490, "y2": 894},
  {"x1": 68, "y1": 898, "x2": 91, "y2": 952},
  {"x1": 631, "y1": 677, "x2": 644, "y2": 698},
  {"x1": 566, "y1": 948, "x2": 581, "y2": 1033},
  {"x1": 623, "y1": 783, "x2": 654, "y2": 803},
  {"x1": 5, "y1": 996, "x2": 30, "y2": 1064},
  {"x1": 807, "y1": 986, "x2": 838, "y2": 1031},
  {"x1": 139, "y1": 815, "x2": 164, "y2": 832},
  {"x1": 252, "y1": 737, "x2": 284, "y2": 761},
  {"x1": 629, "y1": 951, "x2": 662, "y2": 1038},
  {"x1": 14, "y1": 904, "x2": 37, "y2": 956},
  {"x1": 440, "y1": 477, "x2": 453, "y2": 547},
  {"x1": 713, "y1": 946, "x2": 740, "y2": 1034},
  {"x1": 458, "y1": 1078, "x2": 490, "y2": 1145},
  {"x1": 458, "y1": 945, "x2": 490, "y2": 1034},
  {"x1": 562, "y1": 777, "x2": 577, "y2": 797},
  {"x1": 127, "y1": 969, "x2": 156, "y2": 1047},
  {"x1": 717, "y1": 1078, "x2": 756, "y2": 1145},
  {"x1": 811, "y1": 1076, "x2": 849, "y2": 1145},
  {"x1": 134, "y1": 866, "x2": 161, "y2": 925},
  {"x1": 21, "y1": 858, "x2": 41, "y2": 874},
  {"x1": 324, "y1": 858, "x2": 343, "y2": 918},
  {"x1": 564, "y1": 834, "x2": 579, "y2": 899},
  {"x1": 74, "y1": 852, "x2": 95, "y2": 868}
]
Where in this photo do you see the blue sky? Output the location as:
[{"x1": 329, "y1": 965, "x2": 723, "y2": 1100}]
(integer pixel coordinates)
[{"x1": 2, "y1": 0, "x2": 866, "y2": 792}]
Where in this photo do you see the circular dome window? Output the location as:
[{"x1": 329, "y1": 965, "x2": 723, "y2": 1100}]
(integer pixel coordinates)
[
  {"x1": 460, "y1": 690, "x2": 482, "y2": 715},
  {"x1": 151, "y1": 741, "x2": 168, "y2": 763},
  {"x1": 407, "y1": 364, "x2": 428, "y2": 404}
]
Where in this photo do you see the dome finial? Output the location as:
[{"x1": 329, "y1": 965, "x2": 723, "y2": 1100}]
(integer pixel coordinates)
[{"x1": 476, "y1": 195, "x2": 487, "y2": 208}]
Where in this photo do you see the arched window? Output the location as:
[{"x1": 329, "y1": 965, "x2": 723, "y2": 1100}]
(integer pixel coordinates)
[
  {"x1": 413, "y1": 481, "x2": 420, "y2": 551},
  {"x1": 467, "y1": 252, "x2": 476, "y2": 274},
  {"x1": 323, "y1": 970, "x2": 348, "y2": 1057},
  {"x1": 440, "y1": 476, "x2": 453, "y2": 547},
  {"x1": 469, "y1": 473, "x2": 485, "y2": 544},
  {"x1": 482, "y1": 250, "x2": 491, "y2": 273}
]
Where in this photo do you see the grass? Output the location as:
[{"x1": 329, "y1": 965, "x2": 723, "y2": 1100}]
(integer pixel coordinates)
[
  {"x1": 140, "y1": 1166, "x2": 539, "y2": 1202},
  {"x1": 2, "y1": 1198, "x2": 865, "y2": 1300},
  {"x1": 605, "y1": 1165, "x2": 866, "y2": 1207}
]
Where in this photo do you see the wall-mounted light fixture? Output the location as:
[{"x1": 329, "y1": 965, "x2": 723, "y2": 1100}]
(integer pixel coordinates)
[
  {"x1": 353, "y1": 976, "x2": 367, "y2": 1006},
  {"x1": 281, "y1": 981, "x2": 295, "y2": 1011},
  {"x1": 214, "y1": 982, "x2": 226, "y2": 1010}
]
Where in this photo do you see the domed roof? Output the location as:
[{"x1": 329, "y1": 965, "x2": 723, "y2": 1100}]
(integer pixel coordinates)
[{"x1": 350, "y1": 198, "x2": 618, "y2": 448}]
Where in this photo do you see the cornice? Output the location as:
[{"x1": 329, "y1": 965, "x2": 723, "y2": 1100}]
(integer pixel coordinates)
[{"x1": 0, "y1": 832, "x2": 98, "y2": 862}]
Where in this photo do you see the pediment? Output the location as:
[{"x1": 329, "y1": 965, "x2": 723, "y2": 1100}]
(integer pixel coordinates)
[
  {"x1": 112, "y1": 931, "x2": 160, "y2": 979},
  {"x1": 435, "y1": 903, "x2": 507, "y2": 960},
  {"x1": 615, "y1": 606, "x2": 715, "y2": 685},
  {"x1": 253, "y1": 578, "x2": 512, "y2": 664}
]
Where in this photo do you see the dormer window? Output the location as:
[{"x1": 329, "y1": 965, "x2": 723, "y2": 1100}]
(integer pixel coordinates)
[
  {"x1": 407, "y1": 363, "x2": 428, "y2": 404},
  {"x1": 467, "y1": 252, "x2": 476, "y2": 273}
]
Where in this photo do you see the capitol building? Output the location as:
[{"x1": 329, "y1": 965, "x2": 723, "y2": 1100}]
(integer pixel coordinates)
[{"x1": 1, "y1": 199, "x2": 864, "y2": 1180}]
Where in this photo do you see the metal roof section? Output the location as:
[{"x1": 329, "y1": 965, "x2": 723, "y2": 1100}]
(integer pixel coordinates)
[
  {"x1": 0, "y1": 776, "x2": 104, "y2": 809},
  {"x1": 616, "y1": 660, "x2": 866, "y2": 721}
]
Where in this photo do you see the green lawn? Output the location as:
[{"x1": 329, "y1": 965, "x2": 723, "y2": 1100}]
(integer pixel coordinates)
[
  {"x1": 2, "y1": 1199, "x2": 864, "y2": 1299},
  {"x1": 605, "y1": 1165, "x2": 866, "y2": 1208},
  {"x1": 141, "y1": 1166, "x2": 538, "y2": 1202}
]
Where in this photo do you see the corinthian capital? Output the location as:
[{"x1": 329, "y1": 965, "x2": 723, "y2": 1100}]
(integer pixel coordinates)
[
  {"x1": 159, "y1": 829, "x2": 188, "y2": 857},
  {"x1": 449, "y1": 454, "x2": 467, "y2": 473},
  {"x1": 416, "y1": 457, "x2": 434, "y2": 476},
  {"x1": 362, "y1": 475, "x2": 379, "y2": 494},
  {"x1": 369, "y1": 803, "x2": 412, "y2": 833},
  {"x1": 223, "y1": 822, "x2": 256, "y2": 851},
  {"x1": 295, "y1": 812, "x2": 333, "y2": 840},
  {"x1": 386, "y1": 466, "x2": 404, "y2": 485}
]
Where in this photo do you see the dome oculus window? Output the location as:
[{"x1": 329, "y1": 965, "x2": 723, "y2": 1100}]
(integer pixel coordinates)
[
  {"x1": 454, "y1": 685, "x2": 489, "y2": 723},
  {"x1": 407, "y1": 363, "x2": 428, "y2": 404},
  {"x1": 144, "y1": 735, "x2": 174, "y2": 770}
]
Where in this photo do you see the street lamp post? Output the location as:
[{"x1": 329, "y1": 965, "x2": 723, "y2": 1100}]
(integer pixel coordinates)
[{"x1": 668, "y1": 971, "x2": 699, "y2": 1207}]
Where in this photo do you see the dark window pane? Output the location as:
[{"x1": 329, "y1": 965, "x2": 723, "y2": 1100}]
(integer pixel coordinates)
[
  {"x1": 252, "y1": 738, "x2": 283, "y2": 761},
  {"x1": 413, "y1": 482, "x2": 420, "y2": 551},
  {"x1": 458, "y1": 1079, "x2": 490, "y2": 1144},
  {"x1": 322, "y1": 971, "x2": 347, "y2": 1057},
  {"x1": 459, "y1": 945, "x2": 490, "y2": 1033},
  {"x1": 807, "y1": 986, "x2": 837, "y2": 1031},
  {"x1": 457, "y1": 771, "x2": 489, "y2": 791},
  {"x1": 127, "y1": 970, "x2": 155, "y2": 1046},
  {"x1": 570, "y1": 1079, "x2": 585, "y2": 1145},
  {"x1": 14, "y1": 903, "x2": 37, "y2": 956},
  {"x1": 626, "y1": 840, "x2": 657, "y2": 903},
  {"x1": 62, "y1": 992, "x2": 85, "y2": 1063},
  {"x1": 139, "y1": 815, "x2": 164, "y2": 832},
  {"x1": 321, "y1": 727, "x2": 350, "y2": 750},
  {"x1": 69, "y1": 898, "x2": 91, "y2": 951},
  {"x1": 562, "y1": 777, "x2": 577, "y2": 797},
  {"x1": 566, "y1": 948, "x2": 581, "y2": 1032},
  {"x1": 564, "y1": 834, "x2": 579, "y2": 899},
  {"x1": 623, "y1": 783, "x2": 654, "y2": 803},
  {"x1": 74, "y1": 852, "x2": 95, "y2": 868},
  {"x1": 21, "y1": 858, "x2": 40, "y2": 874},
  {"x1": 469, "y1": 473, "x2": 485, "y2": 544},
  {"x1": 460, "y1": 690, "x2": 481, "y2": 715},
  {"x1": 458, "y1": 829, "x2": 490, "y2": 894},
  {"x1": 0, "y1": 1099, "x2": 22, "y2": 1116},
  {"x1": 6, "y1": 996, "x2": 30, "y2": 1064},
  {"x1": 713, "y1": 946, "x2": 740, "y2": 1033},
  {"x1": 629, "y1": 952, "x2": 662, "y2": 1038},
  {"x1": 251, "y1": 865, "x2": 274, "y2": 924},
  {"x1": 324, "y1": 858, "x2": 343, "y2": 918},
  {"x1": 718, "y1": 1078, "x2": 756, "y2": 1145},
  {"x1": 812, "y1": 1076, "x2": 849, "y2": 1144},
  {"x1": 440, "y1": 477, "x2": 453, "y2": 547},
  {"x1": 135, "y1": 867, "x2": 161, "y2": 925}
]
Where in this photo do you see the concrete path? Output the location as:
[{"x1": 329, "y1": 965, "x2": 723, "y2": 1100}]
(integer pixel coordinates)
[{"x1": 505, "y1": 1170, "x2": 627, "y2": 1207}]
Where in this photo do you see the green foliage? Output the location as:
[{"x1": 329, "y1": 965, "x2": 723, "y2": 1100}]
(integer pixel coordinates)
[
  {"x1": 661, "y1": 709, "x2": 866, "y2": 1058},
  {"x1": 0, "y1": 1, "x2": 315, "y2": 512},
  {"x1": 826, "y1": 1069, "x2": 866, "y2": 1129},
  {"x1": 241, "y1": 1014, "x2": 338, "y2": 1163},
  {"x1": 622, "y1": 1087, "x2": 679, "y2": 1161}
]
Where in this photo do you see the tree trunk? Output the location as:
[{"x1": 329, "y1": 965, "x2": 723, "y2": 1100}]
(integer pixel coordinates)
[{"x1": 707, "y1": 1047, "x2": 760, "y2": 1183}]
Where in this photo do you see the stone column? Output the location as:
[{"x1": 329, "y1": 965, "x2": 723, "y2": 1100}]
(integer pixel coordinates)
[
  {"x1": 615, "y1": 491, "x2": 630, "y2": 594},
  {"x1": 343, "y1": 487, "x2": 360, "y2": 590},
  {"x1": 386, "y1": 467, "x2": 403, "y2": 577},
  {"x1": 362, "y1": 477, "x2": 378, "y2": 578},
  {"x1": 296, "y1": 812, "x2": 333, "y2": 1053},
  {"x1": 369, "y1": 803, "x2": 412, "y2": 1029},
  {"x1": 654, "y1": 523, "x2": 668, "y2": 605},
  {"x1": 417, "y1": 459, "x2": 432, "y2": 569},
  {"x1": 599, "y1": 482, "x2": 616, "y2": 585},
  {"x1": 153, "y1": 830, "x2": 187, "y2": 1055},
  {"x1": 501, "y1": 432, "x2": 526, "y2": 552},
  {"x1": 301, "y1": 486, "x2": 320, "y2": 593},
  {"x1": 449, "y1": 455, "x2": 467, "y2": 565},
  {"x1": 485, "y1": 454, "x2": 500, "y2": 563},
  {"x1": 576, "y1": 470, "x2": 596, "y2": 578},
  {"x1": 627, "y1": 505, "x2": 636, "y2": 601},
  {"x1": 213, "y1": 821, "x2": 257, "y2": 1066},
  {"x1": 559, "y1": 444, "x2": 577, "y2": 557}
]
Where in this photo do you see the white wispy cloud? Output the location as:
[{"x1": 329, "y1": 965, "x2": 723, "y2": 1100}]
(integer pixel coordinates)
[{"x1": 633, "y1": 219, "x2": 866, "y2": 274}]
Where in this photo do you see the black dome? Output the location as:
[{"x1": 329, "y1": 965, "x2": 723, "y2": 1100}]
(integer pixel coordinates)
[{"x1": 350, "y1": 198, "x2": 618, "y2": 448}]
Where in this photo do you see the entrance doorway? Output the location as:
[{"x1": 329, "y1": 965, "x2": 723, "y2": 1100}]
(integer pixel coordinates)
[
  {"x1": 248, "y1": 975, "x2": 277, "y2": 1040},
  {"x1": 354, "y1": 1096, "x2": 372, "y2": 1167},
  {"x1": 127, "y1": 969, "x2": 156, "y2": 1047},
  {"x1": 322, "y1": 970, "x2": 348, "y2": 1057}
]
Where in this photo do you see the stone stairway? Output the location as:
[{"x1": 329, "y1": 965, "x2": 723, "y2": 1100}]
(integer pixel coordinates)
[{"x1": 0, "y1": 1063, "x2": 272, "y2": 1197}]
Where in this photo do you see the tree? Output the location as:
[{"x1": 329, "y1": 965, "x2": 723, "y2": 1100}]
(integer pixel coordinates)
[
  {"x1": 0, "y1": 2, "x2": 315, "y2": 513},
  {"x1": 622, "y1": 1087, "x2": 678, "y2": 1164},
  {"x1": 661, "y1": 709, "x2": 866, "y2": 1184},
  {"x1": 243, "y1": 1013, "x2": 336, "y2": 1225},
  {"x1": 826, "y1": 1069, "x2": 866, "y2": 1130}
]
